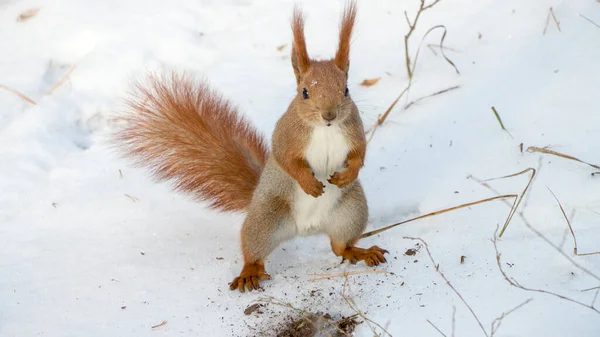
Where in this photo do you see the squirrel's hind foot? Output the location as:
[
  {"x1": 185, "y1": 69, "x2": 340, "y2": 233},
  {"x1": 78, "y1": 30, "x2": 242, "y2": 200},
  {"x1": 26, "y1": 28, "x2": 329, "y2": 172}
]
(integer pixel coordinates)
[
  {"x1": 229, "y1": 261, "x2": 271, "y2": 293},
  {"x1": 335, "y1": 245, "x2": 389, "y2": 266}
]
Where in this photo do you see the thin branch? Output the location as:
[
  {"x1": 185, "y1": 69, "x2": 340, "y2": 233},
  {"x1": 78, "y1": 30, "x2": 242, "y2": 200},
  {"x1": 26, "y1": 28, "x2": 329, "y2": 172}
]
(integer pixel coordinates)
[
  {"x1": 360, "y1": 194, "x2": 517, "y2": 239},
  {"x1": 365, "y1": 85, "x2": 409, "y2": 142},
  {"x1": 548, "y1": 188, "x2": 600, "y2": 256},
  {"x1": 427, "y1": 319, "x2": 448, "y2": 337},
  {"x1": 470, "y1": 175, "x2": 600, "y2": 283},
  {"x1": 308, "y1": 270, "x2": 391, "y2": 282},
  {"x1": 405, "y1": 236, "x2": 489, "y2": 337},
  {"x1": 492, "y1": 229, "x2": 600, "y2": 315},
  {"x1": 527, "y1": 146, "x2": 600, "y2": 170},
  {"x1": 45, "y1": 65, "x2": 76, "y2": 95},
  {"x1": 404, "y1": 85, "x2": 460, "y2": 109},
  {"x1": 490, "y1": 298, "x2": 533, "y2": 336},
  {"x1": 482, "y1": 168, "x2": 537, "y2": 237},
  {"x1": 543, "y1": 7, "x2": 561, "y2": 35},
  {"x1": 579, "y1": 13, "x2": 600, "y2": 29},
  {"x1": 0, "y1": 85, "x2": 36, "y2": 105}
]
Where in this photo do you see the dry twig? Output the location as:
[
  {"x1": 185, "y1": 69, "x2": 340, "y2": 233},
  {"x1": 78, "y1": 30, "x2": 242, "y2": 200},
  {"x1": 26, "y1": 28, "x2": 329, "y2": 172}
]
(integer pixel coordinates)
[
  {"x1": 0, "y1": 85, "x2": 36, "y2": 105},
  {"x1": 492, "y1": 227, "x2": 600, "y2": 315},
  {"x1": 547, "y1": 188, "x2": 600, "y2": 256},
  {"x1": 45, "y1": 65, "x2": 76, "y2": 95},
  {"x1": 470, "y1": 175, "x2": 600, "y2": 283},
  {"x1": 579, "y1": 13, "x2": 600, "y2": 29},
  {"x1": 405, "y1": 237, "x2": 489, "y2": 337},
  {"x1": 361, "y1": 194, "x2": 517, "y2": 239},
  {"x1": 427, "y1": 319, "x2": 448, "y2": 337},
  {"x1": 490, "y1": 298, "x2": 533, "y2": 336},
  {"x1": 404, "y1": 85, "x2": 460, "y2": 109},
  {"x1": 308, "y1": 270, "x2": 391, "y2": 282},
  {"x1": 526, "y1": 146, "x2": 600, "y2": 170},
  {"x1": 543, "y1": 7, "x2": 561, "y2": 35}
]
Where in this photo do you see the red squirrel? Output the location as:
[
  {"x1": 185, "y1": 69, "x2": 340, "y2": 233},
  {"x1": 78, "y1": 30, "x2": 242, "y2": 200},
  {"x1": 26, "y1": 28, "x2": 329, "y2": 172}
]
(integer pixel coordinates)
[{"x1": 113, "y1": 1, "x2": 388, "y2": 293}]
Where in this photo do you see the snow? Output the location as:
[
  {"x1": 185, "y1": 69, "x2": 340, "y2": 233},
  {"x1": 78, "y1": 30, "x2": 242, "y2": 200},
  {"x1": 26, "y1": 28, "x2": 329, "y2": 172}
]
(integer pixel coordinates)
[{"x1": 1, "y1": 0, "x2": 600, "y2": 336}]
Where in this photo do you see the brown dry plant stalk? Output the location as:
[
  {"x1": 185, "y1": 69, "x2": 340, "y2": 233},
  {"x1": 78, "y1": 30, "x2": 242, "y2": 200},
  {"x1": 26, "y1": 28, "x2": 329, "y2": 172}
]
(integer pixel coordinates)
[
  {"x1": 404, "y1": 85, "x2": 460, "y2": 109},
  {"x1": 404, "y1": 237, "x2": 489, "y2": 337},
  {"x1": 492, "y1": 227, "x2": 600, "y2": 315},
  {"x1": 361, "y1": 194, "x2": 517, "y2": 239},
  {"x1": 526, "y1": 146, "x2": 600, "y2": 170},
  {"x1": 490, "y1": 298, "x2": 533, "y2": 336},
  {"x1": 470, "y1": 174, "x2": 600, "y2": 283},
  {"x1": 365, "y1": 0, "x2": 459, "y2": 141},
  {"x1": 543, "y1": 7, "x2": 561, "y2": 35},
  {"x1": 427, "y1": 319, "x2": 448, "y2": 337},
  {"x1": 0, "y1": 85, "x2": 36, "y2": 105},
  {"x1": 482, "y1": 168, "x2": 536, "y2": 237},
  {"x1": 547, "y1": 188, "x2": 600, "y2": 256},
  {"x1": 578, "y1": 13, "x2": 600, "y2": 29},
  {"x1": 307, "y1": 270, "x2": 391, "y2": 282},
  {"x1": 45, "y1": 65, "x2": 76, "y2": 95}
]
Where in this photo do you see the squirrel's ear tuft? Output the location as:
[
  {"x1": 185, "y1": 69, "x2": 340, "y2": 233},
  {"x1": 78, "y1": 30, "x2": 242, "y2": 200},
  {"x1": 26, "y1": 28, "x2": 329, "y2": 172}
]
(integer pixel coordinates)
[
  {"x1": 334, "y1": 1, "x2": 357, "y2": 75},
  {"x1": 291, "y1": 5, "x2": 310, "y2": 84}
]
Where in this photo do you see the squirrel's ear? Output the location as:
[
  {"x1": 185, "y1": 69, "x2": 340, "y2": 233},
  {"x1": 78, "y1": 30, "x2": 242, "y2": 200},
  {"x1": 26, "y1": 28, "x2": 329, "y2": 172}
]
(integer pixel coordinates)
[
  {"x1": 334, "y1": 1, "x2": 357, "y2": 75},
  {"x1": 291, "y1": 6, "x2": 310, "y2": 84}
]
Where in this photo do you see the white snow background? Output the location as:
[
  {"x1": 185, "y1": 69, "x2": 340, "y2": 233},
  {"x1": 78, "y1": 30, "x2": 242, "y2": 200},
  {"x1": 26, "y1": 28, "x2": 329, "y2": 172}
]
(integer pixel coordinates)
[{"x1": 1, "y1": 0, "x2": 599, "y2": 336}]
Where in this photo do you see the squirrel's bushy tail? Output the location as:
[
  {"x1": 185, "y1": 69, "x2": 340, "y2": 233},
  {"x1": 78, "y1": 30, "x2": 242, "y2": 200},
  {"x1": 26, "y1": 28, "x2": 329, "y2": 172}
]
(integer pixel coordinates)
[{"x1": 113, "y1": 71, "x2": 269, "y2": 212}]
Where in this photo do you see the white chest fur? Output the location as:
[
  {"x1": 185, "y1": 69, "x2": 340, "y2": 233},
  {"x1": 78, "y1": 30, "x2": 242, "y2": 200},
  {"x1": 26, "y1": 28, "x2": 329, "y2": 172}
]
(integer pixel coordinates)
[{"x1": 293, "y1": 125, "x2": 351, "y2": 235}]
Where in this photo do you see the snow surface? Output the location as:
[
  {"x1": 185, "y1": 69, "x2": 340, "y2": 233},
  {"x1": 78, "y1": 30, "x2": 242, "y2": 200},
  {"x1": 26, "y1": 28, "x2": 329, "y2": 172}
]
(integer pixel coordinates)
[{"x1": 1, "y1": 0, "x2": 600, "y2": 336}]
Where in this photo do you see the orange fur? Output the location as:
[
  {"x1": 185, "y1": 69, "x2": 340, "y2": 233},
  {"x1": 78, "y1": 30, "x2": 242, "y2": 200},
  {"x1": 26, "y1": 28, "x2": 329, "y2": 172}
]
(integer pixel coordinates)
[
  {"x1": 113, "y1": 71, "x2": 268, "y2": 212},
  {"x1": 334, "y1": 1, "x2": 357, "y2": 73}
]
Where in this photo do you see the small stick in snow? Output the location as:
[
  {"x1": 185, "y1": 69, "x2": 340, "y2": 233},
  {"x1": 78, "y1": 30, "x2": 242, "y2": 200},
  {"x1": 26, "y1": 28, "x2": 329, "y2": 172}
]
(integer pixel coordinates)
[
  {"x1": 360, "y1": 194, "x2": 517, "y2": 239},
  {"x1": 124, "y1": 194, "x2": 139, "y2": 202},
  {"x1": 427, "y1": 319, "x2": 448, "y2": 337},
  {"x1": 548, "y1": 188, "x2": 600, "y2": 256},
  {"x1": 543, "y1": 7, "x2": 561, "y2": 35},
  {"x1": 45, "y1": 65, "x2": 76, "y2": 95},
  {"x1": 151, "y1": 320, "x2": 167, "y2": 329},
  {"x1": 471, "y1": 175, "x2": 600, "y2": 283},
  {"x1": 579, "y1": 13, "x2": 600, "y2": 30},
  {"x1": 0, "y1": 85, "x2": 36, "y2": 105},
  {"x1": 592, "y1": 172, "x2": 600, "y2": 176},
  {"x1": 492, "y1": 227, "x2": 600, "y2": 315},
  {"x1": 526, "y1": 146, "x2": 600, "y2": 170},
  {"x1": 307, "y1": 270, "x2": 391, "y2": 282},
  {"x1": 405, "y1": 237, "x2": 489, "y2": 337},
  {"x1": 490, "y1": 298, "x2": 533, "y2": 336},
  {"x1": 404, "y1": 85, "x2": 461, "y2": 109}
]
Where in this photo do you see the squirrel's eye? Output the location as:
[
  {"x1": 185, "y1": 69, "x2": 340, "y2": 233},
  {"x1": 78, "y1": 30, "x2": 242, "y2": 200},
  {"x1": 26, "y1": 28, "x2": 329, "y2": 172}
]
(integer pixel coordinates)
[
  {"x1": 302, "y1": 88, "x2": 309, "y2": 99},
  {"x1": 344, "y1": 87, "x2": 349, "y2": 97}
]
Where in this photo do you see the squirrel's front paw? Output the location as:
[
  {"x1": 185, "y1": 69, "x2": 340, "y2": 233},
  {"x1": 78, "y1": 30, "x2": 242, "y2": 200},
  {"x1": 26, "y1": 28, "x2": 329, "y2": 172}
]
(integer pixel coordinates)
[
  {"x1": 299, "y1": 176, "x2": 325, "y2": 197},
  {"x1": 328, "y1": 168, "x2": 358, "y2": 188},
  {"x1": 229, "y1": 262, "x2": 271, "y2": 293}
]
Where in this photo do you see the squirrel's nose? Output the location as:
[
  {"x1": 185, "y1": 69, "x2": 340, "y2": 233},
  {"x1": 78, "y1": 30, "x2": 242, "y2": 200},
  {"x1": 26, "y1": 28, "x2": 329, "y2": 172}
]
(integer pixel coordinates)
[{"x1": 322, "y1": 111, "x2": 337, "y2": 121}]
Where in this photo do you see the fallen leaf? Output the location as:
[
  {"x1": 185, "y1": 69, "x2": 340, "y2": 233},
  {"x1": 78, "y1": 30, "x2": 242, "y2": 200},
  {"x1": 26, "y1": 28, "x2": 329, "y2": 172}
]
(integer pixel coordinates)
[
  {"x1": 360, "y1": 78, "x2": 380, "y2": 87},
  {"x1": 17, "y1": 8, "x2": 40, "y2": 22},
  {"x1": 151, "y1": 320, "x2": 167, "y2": 329}
]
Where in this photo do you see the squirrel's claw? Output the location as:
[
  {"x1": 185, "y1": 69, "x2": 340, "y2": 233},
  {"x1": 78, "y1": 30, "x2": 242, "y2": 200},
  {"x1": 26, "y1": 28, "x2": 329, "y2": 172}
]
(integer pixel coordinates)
[{"x1": 229, "y1": 262, "x2": 271, "y2": 293}]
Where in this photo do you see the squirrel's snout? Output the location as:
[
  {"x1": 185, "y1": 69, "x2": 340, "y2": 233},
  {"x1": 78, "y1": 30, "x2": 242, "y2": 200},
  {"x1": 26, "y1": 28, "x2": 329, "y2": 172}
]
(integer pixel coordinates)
[{"x1": 321, "y1": 111, "x2": 337, "y2": 121}]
